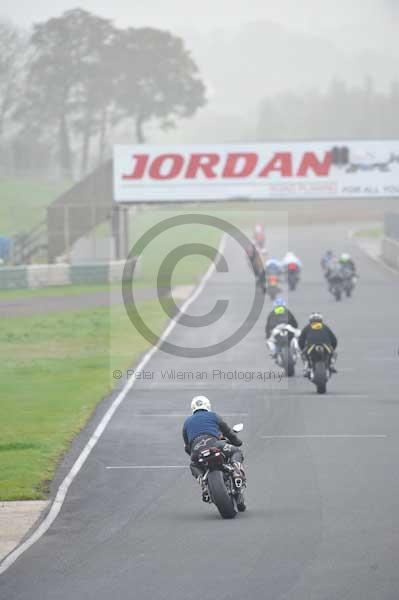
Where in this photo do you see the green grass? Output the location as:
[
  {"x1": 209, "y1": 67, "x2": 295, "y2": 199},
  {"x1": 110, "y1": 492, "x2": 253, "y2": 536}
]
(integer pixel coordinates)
[
  {"x1": 354, "y1": 227, "x2": 383, "y2": 239},
  {"x1": 0, "y1": 299, "x2": 172, "y2": 500},
  {"x1": 0, "y1": 177, "x2": 69, "y2": 235},
  {"x1": 0, "y1": 281, "x2": 150, "y2": 301}
]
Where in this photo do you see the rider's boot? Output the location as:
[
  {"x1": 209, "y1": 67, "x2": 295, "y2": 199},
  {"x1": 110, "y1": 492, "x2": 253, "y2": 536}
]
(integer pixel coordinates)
[
  {"x1": 302, "y1": 360, "x2": 310, "y2": 378},
  {"x1": 267, "y1": 339, "x2": 277, "y2": 358},
  {"x1": 196, "y1": 475, "x2": 211, "y2": 503}
]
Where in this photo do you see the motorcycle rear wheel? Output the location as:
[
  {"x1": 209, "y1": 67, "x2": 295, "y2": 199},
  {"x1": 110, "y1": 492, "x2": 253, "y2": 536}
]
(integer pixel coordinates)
[
  {"x1": 281, "y1": 346, "x2": 295, "y2": 377},
  {"x1": 207, "y1": 470, "x2": 237, "y2": 519},
  {"x1": 334, "y1": 288, "x2": 342, "y2": 301},
  {"x1": 314, "y1": 361, "x2": 327, "y2": 394}
]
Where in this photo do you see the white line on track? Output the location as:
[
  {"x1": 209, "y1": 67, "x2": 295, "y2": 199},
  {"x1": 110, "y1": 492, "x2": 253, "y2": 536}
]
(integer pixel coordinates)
[
  {"x1": 106, "y1": 465, "x2": 186, "y2": 470},
  {"x1": 0, "y1": 235, "x2": 227, "y2": 576},
  {"x1": 261, "y1": 434, "x2": 387, "y2": 439},
  {"x1": 282, "y1": 394, "x2": 369, "y2": 399},
  {"x1": 364, "y1": 357, "x2": 397, "y2": 362},
  {"x1": 130, "y1": 413, "x2": 248, "y2": 418}
]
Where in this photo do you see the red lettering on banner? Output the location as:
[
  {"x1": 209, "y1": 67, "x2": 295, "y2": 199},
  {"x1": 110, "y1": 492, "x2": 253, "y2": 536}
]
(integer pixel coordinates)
[
  {"x1": 185, "y1": 153, "x2": 220, "y2": 178},
  {"x1": 122, "y1": 154, "x2": 149, "y2": 179},
  {"x1": 149, "y1": 154, "x2": 184, "y2": 179},
  {"x1": 258, "y1": 153, "x2": 292, "y2": 177},
  {"x1": 297, "y1": 152, "x2": 331, "y2": 177},
  {"x1": 222, "y1": 153, "x2": 258, "y2": 178}
]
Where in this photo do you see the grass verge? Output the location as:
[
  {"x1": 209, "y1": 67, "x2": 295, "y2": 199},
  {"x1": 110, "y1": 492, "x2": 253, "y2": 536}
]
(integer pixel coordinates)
[
  {"x1": 0, "y1": 299, "x2": 171, "y2": 500},
  {"x1": 353, "y1": 227, "x2": 383, "y2": 239}
]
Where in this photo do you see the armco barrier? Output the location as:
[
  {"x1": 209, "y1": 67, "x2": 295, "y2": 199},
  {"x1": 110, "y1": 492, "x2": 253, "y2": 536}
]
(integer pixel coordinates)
[
  {"x1": 0, "y1": 266, "x2": 28, "y2": 289},
  {"x1": 70, "y1": 264, "x2": 109, "y2": 285},
  {"x1": 0, "y1": 258, "x2": 141, "y2": 290}
]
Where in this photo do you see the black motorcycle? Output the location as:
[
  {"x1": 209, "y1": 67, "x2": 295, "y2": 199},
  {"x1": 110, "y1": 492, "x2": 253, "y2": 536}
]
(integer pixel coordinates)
[
  {"x1": 266, "y1": 274, "x2": 281, "y2": 301},
  {"x1": 286, "y1": 265, "x2": 300, "y2": 291},
  {"x1": 193, "y1": 424, "x2": 246, "y2": 519},
  {"x1": 341, "y1": 267, "x2": 357, "y2": 297},
  {"x1": 305, "y1": 343, "x2": 333, "y2": 394},
  {"x1": 272, "y1": 324, "x2": 298, "y2": 377},
  {"x1": 328, "y1": 271, "x2": 344, "y2": 301}
]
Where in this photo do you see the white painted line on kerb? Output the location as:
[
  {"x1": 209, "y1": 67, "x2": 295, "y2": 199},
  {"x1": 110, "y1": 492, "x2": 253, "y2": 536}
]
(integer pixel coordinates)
[
  {"x1": 261, "y1": 434, "x2": 387, "y2": 440},
  {"x1": 0, "y1": 235, "x2": 227, "y2": 576},
  {"x1": 106, "y1": 465, "x2": 186, "y2": 470}
]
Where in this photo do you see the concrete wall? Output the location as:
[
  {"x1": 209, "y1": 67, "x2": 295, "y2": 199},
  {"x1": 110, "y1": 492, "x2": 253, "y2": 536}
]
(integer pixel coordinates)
[
  {"x1": 382, "y1": 212, "x2": 399, "y2": 270},
  {"x1": 382, "y1": 237, "x2": 399, "y2": 270}
]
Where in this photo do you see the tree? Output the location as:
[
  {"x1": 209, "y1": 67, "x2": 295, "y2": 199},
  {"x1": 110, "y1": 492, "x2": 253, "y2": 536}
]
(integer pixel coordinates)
[
  {"x1": 116, "y1": 28, "x2": 207, "y2": 143},
  {"x1": 0, "y1": 20, "x2": 26, "y2": 140},
  {"x1": 67, "y1": 11, "x2": 118, "y2": 175},
  {"x1": 17, "y1": 9, "x2": 117, "y2": 178}
]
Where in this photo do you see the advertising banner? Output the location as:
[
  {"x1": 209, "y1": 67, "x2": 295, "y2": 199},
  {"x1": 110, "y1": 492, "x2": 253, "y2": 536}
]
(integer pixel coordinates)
[{"x1": 114, "y1": 141, "x2": 399, "y2": 202}]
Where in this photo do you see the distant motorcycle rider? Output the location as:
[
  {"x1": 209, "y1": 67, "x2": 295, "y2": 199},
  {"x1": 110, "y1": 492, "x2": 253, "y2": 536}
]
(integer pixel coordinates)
[
  {"x1": 298, "y1": 313, "x2": 338, "y2": 375},
  {"x1": 325, "y1": 256, "x2": 343, "y2": 291},
  {"x1": 265, "y1": 257, "x2": 282, "y2": 276},
  {"x1": 265, "y1": 298, "x2": 299, "y2": 356},
  {"x1": 247, "y1": 242, "x2": 266, "y2": 288},
  {"x1": 339, "y1": 253, "x2": 357, "y2": 276},
  {"x1": 321, "y1": 250, "x2": 335, "y2": 273},
  {"x1": 282, "y1": 251, "x2": 302, "y2": 272},
  {"x1": 253, "y1": 223, "x2": 266, "y2": 250},
  {"x1": 183, "y1": 396, "x2": 245, "y2": 503}
]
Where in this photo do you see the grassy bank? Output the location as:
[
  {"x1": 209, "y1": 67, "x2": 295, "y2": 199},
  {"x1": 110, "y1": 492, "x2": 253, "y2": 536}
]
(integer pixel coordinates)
[
  {"x1": 0, "y1": 299, "x2": 173, "y2": 500},
  {"x1": 0, "y1": 177, "x2": 69, "y2": 235}
]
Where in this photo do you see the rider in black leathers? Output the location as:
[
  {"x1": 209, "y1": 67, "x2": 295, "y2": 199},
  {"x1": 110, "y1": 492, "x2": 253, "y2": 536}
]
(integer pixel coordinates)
[{"x1": 298, "y1": 313, "x2": 338, "y2": 374}]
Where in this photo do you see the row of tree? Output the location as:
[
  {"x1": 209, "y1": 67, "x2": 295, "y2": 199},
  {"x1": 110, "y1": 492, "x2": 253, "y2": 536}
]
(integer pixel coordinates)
[
  {"x1": 257, "y1": 78, "x2": 399, "y2": 141},
  {"x1": 0, "y1": 9, "x2": 206, "y2": 179}
]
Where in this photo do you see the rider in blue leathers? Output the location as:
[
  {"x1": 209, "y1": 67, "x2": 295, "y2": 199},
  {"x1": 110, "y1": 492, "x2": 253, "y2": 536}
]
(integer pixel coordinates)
[{"x1": 183, "y1": 396, "x2": 245, "y2": 501}]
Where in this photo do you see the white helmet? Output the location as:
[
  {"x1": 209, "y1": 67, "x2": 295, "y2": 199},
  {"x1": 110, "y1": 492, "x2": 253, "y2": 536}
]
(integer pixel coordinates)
[{"x1": 191, "y1": 395, "x2": 211, "y2": 413}]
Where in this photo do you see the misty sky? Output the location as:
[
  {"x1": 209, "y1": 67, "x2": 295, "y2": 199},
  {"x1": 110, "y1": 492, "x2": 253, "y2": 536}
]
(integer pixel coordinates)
[
  {"x1": 2, "y1": 1, "x2": 397, "y2": 144},
  {"x1": 2, "y1": 0, "x2": 398, "y2": 34}
]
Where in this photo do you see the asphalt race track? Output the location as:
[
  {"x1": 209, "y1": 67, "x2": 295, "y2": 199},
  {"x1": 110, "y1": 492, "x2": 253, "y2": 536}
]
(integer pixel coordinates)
[{"x1": 2, "y1": 223, "x2": 399, "y2": 600}]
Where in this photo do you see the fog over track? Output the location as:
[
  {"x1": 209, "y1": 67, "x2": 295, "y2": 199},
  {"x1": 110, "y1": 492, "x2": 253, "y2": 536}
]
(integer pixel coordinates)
[{"x1": 1, "y1": 223, "x2": 399, "y2": 599}]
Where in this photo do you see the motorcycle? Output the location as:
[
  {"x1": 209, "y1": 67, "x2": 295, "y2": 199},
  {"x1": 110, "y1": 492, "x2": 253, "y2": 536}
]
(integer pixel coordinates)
[
  {"x1": 271, "y1": 324, "x2": 299, "y2": 377},
  {"x1": 341, "y1": 267, "x2": 357, "y2": 297},
  {"x1": 247, "y1": 247, "x2": 266, "y2": 293},
  {"x1": 286, "y1": 263, "x2": 300, "y2": 291},
  {"x1": 266, "y1": 274, "x2": 281, "y2": 301},
  {"x1": 193, "y1": 424, "x2": 246, "y2": 519},
  {"x1": 328, "y1": 271, "x2": 344, "y2": 301},
  {"x1": 304, "y1": 343, "x2": 333, "y2": 394}
]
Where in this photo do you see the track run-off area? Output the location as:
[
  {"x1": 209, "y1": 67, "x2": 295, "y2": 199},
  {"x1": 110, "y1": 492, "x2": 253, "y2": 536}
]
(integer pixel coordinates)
[{"x1": 1, "y1": 222, "x2": 399, "y2": 600}]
